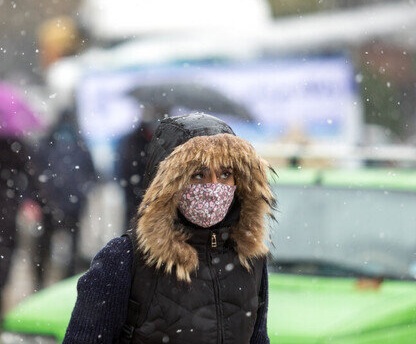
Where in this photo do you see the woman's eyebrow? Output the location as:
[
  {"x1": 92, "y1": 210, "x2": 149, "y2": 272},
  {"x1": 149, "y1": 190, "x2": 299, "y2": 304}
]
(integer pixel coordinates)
[
  {"x1": 220, "y1": 166, "x2": 233, "y2": 171},
  {"x1": 193, "y1": 166, "x2": 209, "y2": 173}
]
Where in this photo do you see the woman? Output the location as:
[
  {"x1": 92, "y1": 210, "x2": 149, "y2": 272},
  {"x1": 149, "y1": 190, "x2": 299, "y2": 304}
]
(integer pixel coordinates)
[{"x1": 63, "y1": 113, "x2": 276, "y2": 344}]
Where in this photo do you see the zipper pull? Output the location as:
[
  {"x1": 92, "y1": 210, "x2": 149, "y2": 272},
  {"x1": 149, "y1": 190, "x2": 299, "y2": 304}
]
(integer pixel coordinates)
[{"x1": 211, "y1": 233, "x2": 217, "y2": 248}]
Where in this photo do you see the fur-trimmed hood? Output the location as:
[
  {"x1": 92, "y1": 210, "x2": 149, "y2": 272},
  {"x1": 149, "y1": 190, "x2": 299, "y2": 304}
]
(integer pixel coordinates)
[{"x1": 135, "y1": 114, "x2": 276, "y2": 282}]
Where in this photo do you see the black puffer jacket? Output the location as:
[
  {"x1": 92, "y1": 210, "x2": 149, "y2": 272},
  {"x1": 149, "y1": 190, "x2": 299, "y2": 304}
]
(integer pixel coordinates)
[
  {"x1": 121, "y1": 113, "x2": 275, "y2": 344},
  {"x1": 123, "y1": 226, "x2": 265, "y2": 344}
]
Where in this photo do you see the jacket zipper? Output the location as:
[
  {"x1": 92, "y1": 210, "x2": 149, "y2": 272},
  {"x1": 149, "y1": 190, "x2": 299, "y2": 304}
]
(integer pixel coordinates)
[
  {"x1": 211, "y1": 232, "x2": 217, "y2": 248},
  {"x1": 208, "y1": 231, "x2": 224, "y2": 344}
]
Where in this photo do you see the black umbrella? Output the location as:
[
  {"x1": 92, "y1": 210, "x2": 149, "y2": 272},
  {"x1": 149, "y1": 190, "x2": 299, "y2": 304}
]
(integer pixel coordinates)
[{"x1": 128, "y1": 82, "x2": 254, "y2": 121}]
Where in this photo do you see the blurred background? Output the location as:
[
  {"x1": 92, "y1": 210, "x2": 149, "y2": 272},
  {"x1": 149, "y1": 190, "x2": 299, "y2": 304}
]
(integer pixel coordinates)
[
  {"x1": 1, "y1": 0, "x2": 416, "y2": 318},
  {"x1": 2, "y1": 0, "x2": 416, "y2": 158}
]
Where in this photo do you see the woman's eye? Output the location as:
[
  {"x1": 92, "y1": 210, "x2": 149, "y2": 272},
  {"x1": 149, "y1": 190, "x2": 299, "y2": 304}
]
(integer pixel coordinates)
[
  {"x1": 191, "y1": 172, "x2": 204, "y2": 180},
  {"x1": 220, "y1": 170, "x2": 233, "y2": 179}
]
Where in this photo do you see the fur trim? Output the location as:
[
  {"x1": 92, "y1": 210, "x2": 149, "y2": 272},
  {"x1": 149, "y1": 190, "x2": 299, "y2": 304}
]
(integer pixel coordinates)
[{"x1": 136, "y1": 133, "x2": 276, "y2": 282}]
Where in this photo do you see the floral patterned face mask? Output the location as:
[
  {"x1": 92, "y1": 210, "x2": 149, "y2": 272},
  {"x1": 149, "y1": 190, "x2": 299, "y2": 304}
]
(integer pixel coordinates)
[{"x1": 178, "y1": 183, "x2": 236, "y2": 228}]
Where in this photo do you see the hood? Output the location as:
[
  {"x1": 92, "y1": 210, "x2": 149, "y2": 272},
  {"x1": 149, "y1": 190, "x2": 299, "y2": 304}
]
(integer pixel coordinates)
[
  {"x1": 136, "y1": 113, "x2": 276, "y2": 282},
  {"x1": 142, "y1": 112, "x2": 235, "y2": 189}
]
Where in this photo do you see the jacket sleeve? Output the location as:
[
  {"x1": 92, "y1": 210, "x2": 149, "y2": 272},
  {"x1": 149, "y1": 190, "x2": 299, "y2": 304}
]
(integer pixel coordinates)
[
  {"x1": 250, "y1": 259, "x2": 270, "y2": 344},
  {"x1": 63, "y1": 236, "x2": 133, "y2": 344}
]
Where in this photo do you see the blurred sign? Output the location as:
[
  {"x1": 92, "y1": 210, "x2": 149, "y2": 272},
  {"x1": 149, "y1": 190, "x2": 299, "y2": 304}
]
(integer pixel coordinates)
[{"x1": 77, "y1": 55, "x2": 362, "y2": 147}]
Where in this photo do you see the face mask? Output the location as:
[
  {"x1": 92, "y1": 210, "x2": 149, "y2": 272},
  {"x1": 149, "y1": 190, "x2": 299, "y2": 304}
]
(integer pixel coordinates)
[{"x1": 178, "y1": 183, "x2": 236, "y2": 228}]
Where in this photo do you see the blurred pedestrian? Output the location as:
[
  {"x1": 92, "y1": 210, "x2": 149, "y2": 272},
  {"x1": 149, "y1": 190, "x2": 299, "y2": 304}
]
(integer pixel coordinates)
[
  {"x1": 0, "y1": 81, "x2": 43, "y2": 317},
  {"x1": 30, "y1": 15, "x2": 96, "y2": 289},
  {"x1": 115, "y1": 105, "x2": 167, "y2": 229},
  {"x1": 63, "y1": 112, "x2": 276, "y2": 344},
  {"x1": 116, "y1": 122, "x2": 152, "y2": 229},
  {"x1": 33, "y1": 105, "x2": 97, "y2": 289}
]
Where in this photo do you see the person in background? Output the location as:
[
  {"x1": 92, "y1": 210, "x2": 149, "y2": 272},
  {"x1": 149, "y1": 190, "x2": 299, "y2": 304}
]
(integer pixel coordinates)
[
  {"x1": 115, "y1": 121, "x2": 153, "y2": 229},
  {"x1": 0, "y1": 81, "x2": 43, "y2": 318},
  {"x1": 63, "y1": 112, "x2": 275, "y2": 344},
  {"x1": 0, "y1": 137, "x2": 36, "y2": 317},
  {"x1": 33, "y1": 105, "x2": 97, "y2": 289},
  {"x1": 30, "y1": 15, "x2": 96, "y2": 289},
  {"x1": 115, "y1": 105, "x2": 168, "y2": 229}
]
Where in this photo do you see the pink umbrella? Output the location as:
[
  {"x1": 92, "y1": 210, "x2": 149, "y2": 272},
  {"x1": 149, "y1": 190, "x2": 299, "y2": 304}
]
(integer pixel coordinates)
[{"x1": 0, "y1": 82, "x2": 44, "y2": 138}]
